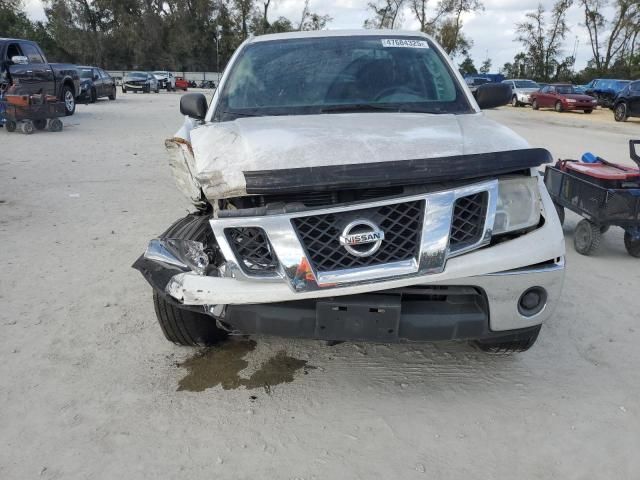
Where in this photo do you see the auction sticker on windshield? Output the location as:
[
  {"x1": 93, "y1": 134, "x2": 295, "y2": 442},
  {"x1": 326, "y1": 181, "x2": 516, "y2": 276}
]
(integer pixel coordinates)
[{"x1": 381, "y1": 39, "x2": 429, "y2": 48}]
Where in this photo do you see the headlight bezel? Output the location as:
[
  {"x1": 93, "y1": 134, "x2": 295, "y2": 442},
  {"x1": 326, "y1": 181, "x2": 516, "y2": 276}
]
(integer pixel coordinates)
[{"x1": 492, "y1": 176, "x2": 541, "y2": 236}]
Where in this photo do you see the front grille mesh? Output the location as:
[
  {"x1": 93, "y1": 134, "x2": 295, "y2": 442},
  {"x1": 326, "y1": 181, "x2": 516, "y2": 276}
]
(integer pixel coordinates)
[
  {"x1": 449, "y1": 192, "x2": 488, "y2": 250},
  {"x1": 292, "y1": 201, "x2": 423, "y2": 272},
  {"x1": 225, "y1": 227, "x2": 278, "y2": 274}
]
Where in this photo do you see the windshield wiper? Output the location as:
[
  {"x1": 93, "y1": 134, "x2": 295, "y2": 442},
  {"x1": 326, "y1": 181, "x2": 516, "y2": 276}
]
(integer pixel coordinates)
[
  {"x1": 320, "y1": 104, "x2": 446, "y2": 114},
  {"x1": 320, "y1": 104, "x2": 404, "y2": 113},
  {"x1": 222, "y1": 110, "x2": 261, "y2": 117}
]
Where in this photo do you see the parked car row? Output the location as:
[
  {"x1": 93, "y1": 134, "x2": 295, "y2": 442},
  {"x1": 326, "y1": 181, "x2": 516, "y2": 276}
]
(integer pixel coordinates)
[{"x1": 502, "y1": 77, "x2": 639, "y2": 122}]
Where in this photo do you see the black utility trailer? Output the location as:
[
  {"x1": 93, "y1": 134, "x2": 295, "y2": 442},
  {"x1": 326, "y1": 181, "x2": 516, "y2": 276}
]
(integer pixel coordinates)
[
  {"x1": 544, "y1": 140, "x2": 640, "y2": 257},
  {"x1": 2, "y1": 101, "x2": 65, "y2": 134}
]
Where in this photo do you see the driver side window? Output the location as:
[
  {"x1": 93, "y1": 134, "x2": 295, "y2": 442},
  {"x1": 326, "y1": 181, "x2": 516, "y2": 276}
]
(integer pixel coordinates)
[{"x1": 6, "y1": 43, "x2": 23, "y2": 61}]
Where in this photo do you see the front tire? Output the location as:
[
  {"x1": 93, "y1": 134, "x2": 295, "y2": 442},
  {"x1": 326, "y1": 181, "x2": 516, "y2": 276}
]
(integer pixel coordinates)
[
  {"x1": 90, "y1": 87, "x2": 97, "y2": 103},
  {"x1": 624, "y1": 232, "x2": 640, "y2": 258},
  {"x1": 574, "y1": 219, "x2": 602, "y2": 255},
  {"x1": 472, "y1": 326, "x2": 541, "y2": 354},
  {"x1": 555, "y1": 101, "x2": 563, "y2": 113},
  {"x1": 583, "y1": 109, "x2": 592, "y2": 114},
  {"x1": 108, "y1": 87, "x2": 116, "y2": 100},
  {"x1": 152, "y1": 291, "x2": 227, "y2": 346},
  {"x1": 61, "y1": 84, "x2": 76, "y2": 116},
  {"x1": 614, "y1": 103, "x2": 628, "y2": 122},
  {"x1": 532, "y1": 99, "x2": 539, "y2": 110},
  {"x1": 511, "y1": 95, "x2": 519, "y2": 107}
]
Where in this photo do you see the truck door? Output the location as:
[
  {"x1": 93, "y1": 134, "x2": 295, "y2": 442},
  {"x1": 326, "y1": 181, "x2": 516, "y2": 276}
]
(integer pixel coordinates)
[
  {"x1": 19, "y1": 41, "x2": 55, "y2": 95},
  {"x1": 4, "y1": 42, "x2": 32, "y2": 93}
]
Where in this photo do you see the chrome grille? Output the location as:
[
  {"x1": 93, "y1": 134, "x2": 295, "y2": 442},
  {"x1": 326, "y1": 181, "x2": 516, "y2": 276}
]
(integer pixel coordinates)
[
  {"x1": 225, "y1": 227, "x2": 278, "y2": 273},
  {"x1": 292, "y1": 201, "x2": 423, "y2": 272},
  {"x1": 449, "y1": 192, "x2": 488, "y2": 250}
]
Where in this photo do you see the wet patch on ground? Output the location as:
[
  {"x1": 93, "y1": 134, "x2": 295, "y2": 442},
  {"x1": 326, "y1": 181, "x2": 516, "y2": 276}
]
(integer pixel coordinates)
[{"x1": 177, "y1": 339, "x2": 315, "y2": 393}]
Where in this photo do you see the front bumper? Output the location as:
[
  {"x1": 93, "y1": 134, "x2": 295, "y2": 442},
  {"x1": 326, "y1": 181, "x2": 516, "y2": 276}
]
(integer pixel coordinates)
[
  {"x1": 564, "y1": 101, "x2": 597, "y2": 110},
  {"x1": 124, "y1": 83, "x2": 146, "y2": 90},
  {"x1": 135, "y1": 175, "x2": 565, "y2": 333}
]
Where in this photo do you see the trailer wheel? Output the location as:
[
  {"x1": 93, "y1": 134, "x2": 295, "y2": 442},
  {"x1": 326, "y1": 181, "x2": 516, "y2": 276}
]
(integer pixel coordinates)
[
  {"x1": 21, "y1": 121, "x2": 34, "y2": 135},
  {"x1": 624, "y1": 232, "x2": 640, "y2": 258},
  {"x1": 554, "y1": 202, "x2": 565, "y2": 226},
  {"x1": 574, "y1": 219, "x2": 601, "y2": 255},
  {"x1": 49, "y1": 118, "x2": 63, "y2": 132},
  {"x1": 6, "y1": 120, "x2": 17, "y2": 132},
  {"x1": 152, "y1": 291, "x2": 227, "y2": 346},
  {"x1": 33, "y1": 119, "x2": 47, "y2": 130}
]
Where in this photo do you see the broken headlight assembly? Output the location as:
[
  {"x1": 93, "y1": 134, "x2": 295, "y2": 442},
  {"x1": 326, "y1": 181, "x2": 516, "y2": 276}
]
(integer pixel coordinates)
[
  {"x1": 493, "y1": 177, "x2": 541, "y2": 235},
  {"x1": 144, "y1": 238, "x2": 210, "y2": 275}
]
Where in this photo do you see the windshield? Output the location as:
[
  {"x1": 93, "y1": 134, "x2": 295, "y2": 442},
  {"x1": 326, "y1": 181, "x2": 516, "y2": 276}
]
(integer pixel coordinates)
[
  {"x1": 80, "y1": 69, "x2": 93, "y2": 79},
  {"x1": 126, "y1": 72, "x2": 146, "y2": 79},
  {"x1": 514, "y1": 80, "x2": 538, "y2": 88},
  {"x1": 215, "y1": 36, "x2": 471, "y2": 121},
  {"x1": 555, "y1": 85, "x2": 576, "y2": 94}
]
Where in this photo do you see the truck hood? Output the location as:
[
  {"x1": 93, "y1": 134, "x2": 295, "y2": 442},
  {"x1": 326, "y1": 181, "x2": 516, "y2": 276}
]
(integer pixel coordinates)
[{"x1": 185, "y1": 112, "x2": 531, "y2": 200}]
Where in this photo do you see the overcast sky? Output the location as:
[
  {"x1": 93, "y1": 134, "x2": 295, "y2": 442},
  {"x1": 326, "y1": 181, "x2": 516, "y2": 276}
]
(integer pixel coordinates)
[{"x1": 23, "y1": 0, "x2": 603, "y2": 71}]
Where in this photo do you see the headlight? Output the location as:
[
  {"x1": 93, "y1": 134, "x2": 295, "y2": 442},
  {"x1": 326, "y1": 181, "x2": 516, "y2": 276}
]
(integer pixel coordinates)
[
  {"x1": 493, "y1": 177, "x2": 541, "y2": 235},
  {"x1": 566, "y1": 98, "x2": 577, "y2": 103}
]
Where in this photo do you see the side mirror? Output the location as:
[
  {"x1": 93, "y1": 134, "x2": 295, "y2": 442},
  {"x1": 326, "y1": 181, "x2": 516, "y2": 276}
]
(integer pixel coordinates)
[
  {"x1": 94, "y1": 74, "x2": 99, "y2": 80},
  {"x1": 180, "y1": 93, "x2": 208, "y2": 120},
  {"x1": 475, "y1": 83, "x2": 512, "y2": 109},
  {"x1": 11, "y1": 55, "x2": 29, "y2": 65}
]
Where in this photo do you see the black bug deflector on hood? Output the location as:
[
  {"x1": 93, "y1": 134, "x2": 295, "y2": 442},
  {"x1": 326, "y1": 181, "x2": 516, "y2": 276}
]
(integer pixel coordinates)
[{"x1": 243, "y1": 148, "x2": 552, "y2": 194}]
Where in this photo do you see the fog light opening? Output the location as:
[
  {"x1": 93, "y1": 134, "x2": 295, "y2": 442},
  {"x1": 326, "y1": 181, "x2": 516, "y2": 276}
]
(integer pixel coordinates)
[{"x1": 518, "y1": 287, "x2": 547, "y2": 317}]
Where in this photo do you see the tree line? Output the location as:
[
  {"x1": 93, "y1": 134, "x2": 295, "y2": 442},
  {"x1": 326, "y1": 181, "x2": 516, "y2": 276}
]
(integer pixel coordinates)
[
  {"x1": 0, "y1": 0, "x2": 331, "y2": 71},
  {"x1": 1, "y1": 0, "x2": 638, "y2": 81},
  {"x1": 364, "y1": 0, "x2": 638, "y2": 81}
]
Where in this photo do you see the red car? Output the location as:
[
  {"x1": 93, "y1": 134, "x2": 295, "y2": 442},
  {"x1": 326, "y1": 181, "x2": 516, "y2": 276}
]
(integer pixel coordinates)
[
  {"x1": 531, "y1": 84, "x2": 598, "y2": 114},
  {"x1": 175, "y1": 77, "x2": 188, "y2": 91}
]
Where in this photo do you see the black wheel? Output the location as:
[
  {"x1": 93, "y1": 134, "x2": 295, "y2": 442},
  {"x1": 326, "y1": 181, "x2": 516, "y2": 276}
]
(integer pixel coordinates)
[
  {"x1": 583, "y1": 109, "x2": 592, "y2": 114},
  {"x1": 614, "y1": 103, "x2": 628, "y2": 122},
  {"x1": 624, "y1": 232, "x2": 640, "y2": 258},
  {"x1": 155, "y1": 87, "x2": 159, "y2": 93},
  {"x1": 108, "y1": 87, "x2": 116, "y2": 100},
  {"x1": 152, "y1": 291, "x2": 227, "y2": 346},
  {"x1": 600, "y1": 225, "x2": 610, "y2": 234},
  {"x1": 472, "y1": 326, "x2": 540, "y2": 354},
  {"x1": 574, "y1": 219, "x2": 602, "y2": 255},
  {"x1": 6, "y1": 120, "x2": 17, "y2": 132},
  {"x1": 532, "y1": 99, "x2": 539, "y2": 110},
  {"x1": 33, "y1": 119, "x2": 47, "y2": 130},
  {"x1": 555, "y1": 101, "x2": 563, "y2": 113},
  {"x1": 90, "y1": 87, "x2": 97, "y2": 103},
  {"x1": 554, "y1": 202, "x2": 565, "y2": 226},
  {"x1": 511, "y1": 95, "x2": 519, "y2": 107},
  {"x1": 122, "y1": 87, "x2": 127, "y2": 94},
  {"x1": 61, "y1": 84, "x2": 76, "y2": 116},
  {"x1": 48, "y1": 118, "x2": 63, "y2": 132}
]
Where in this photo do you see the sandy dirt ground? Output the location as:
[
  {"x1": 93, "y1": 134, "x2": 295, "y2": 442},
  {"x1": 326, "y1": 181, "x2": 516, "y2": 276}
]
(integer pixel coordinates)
[{"x1": 1, "y1": 93, "x2": 639, "y2": 479}]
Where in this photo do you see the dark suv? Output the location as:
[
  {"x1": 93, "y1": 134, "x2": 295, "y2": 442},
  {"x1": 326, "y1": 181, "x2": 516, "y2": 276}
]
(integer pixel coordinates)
[{"x1": 613, "y1": 80, "x2": 640, "y2": 122}]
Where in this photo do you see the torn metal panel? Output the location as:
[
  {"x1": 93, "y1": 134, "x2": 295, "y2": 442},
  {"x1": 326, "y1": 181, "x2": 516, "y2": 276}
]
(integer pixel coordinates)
[
  {"x1": 187, "y1": 112, "x2": 532, "y2": 201},
  {"x1": 165, "y1": 137, "x2": 207, "y2": 206}
]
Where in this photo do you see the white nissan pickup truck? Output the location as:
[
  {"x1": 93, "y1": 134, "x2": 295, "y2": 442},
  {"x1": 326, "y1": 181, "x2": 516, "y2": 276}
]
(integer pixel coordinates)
[{"x1": 134, "y1": 30, "x2": 565, "y2": 353}]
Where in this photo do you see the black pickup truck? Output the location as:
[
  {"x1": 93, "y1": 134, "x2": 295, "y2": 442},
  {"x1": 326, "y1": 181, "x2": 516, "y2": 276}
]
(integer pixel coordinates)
[{"x1": 0, "y1": 38, "x2": 80, "y2": 115}]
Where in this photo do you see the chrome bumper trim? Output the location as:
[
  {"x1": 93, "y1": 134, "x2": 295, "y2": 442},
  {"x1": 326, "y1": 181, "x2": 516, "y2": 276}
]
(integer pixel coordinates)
[{"x1": 208, "y1": 179, "x2": 498, "y2": 291}]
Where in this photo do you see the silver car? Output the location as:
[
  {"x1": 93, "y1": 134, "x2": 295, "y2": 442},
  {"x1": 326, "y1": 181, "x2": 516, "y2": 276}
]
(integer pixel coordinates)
[{"x1": 503, "y1": 79, "x2": 540, "y2": 107}]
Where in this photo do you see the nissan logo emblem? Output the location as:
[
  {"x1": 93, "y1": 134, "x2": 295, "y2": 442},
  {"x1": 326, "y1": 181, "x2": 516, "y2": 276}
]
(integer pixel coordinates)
[{"x1": 339, "y1": 220, "x2": 385, "y2": 257}]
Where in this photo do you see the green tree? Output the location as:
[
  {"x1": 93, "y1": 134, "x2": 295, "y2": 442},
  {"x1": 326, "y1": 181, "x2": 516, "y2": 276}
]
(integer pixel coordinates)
[
  {"x1": 479, "y1": 57, "x2": 492, "y2": 74},
  {"x1": 458, "y1": 56, "x2": 477, "y2": 75}
]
